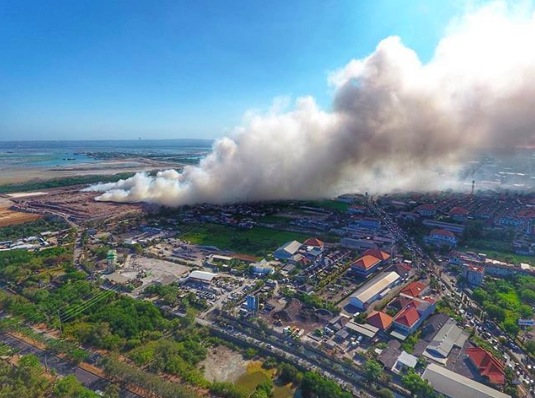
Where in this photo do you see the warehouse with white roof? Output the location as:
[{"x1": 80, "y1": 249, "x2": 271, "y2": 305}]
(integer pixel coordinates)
[{"x1": 349, "y1": 271, "x2": 400, "y2": 310}]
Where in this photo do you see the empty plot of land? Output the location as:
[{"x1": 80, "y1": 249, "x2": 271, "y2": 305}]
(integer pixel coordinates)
[
  {"x1": 0, "y1": 207, "x2": 41, "y2": 227},
  {"x1": 105, "y1": 256, "x2": 191, "y2": 294},
  {"x1": 200, "y1": 345, "x2": 248, "y2": 383}
]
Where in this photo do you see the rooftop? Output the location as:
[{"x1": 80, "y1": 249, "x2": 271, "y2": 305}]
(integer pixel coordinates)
[
  {"x1": 188, "y1": 270, "x2": 217, "y2": 282},
  {"x1": 303, "y1": 237, "x2": 324, "y2": 248},
  {"x1": 424, "y1": 318, "x2": 468, "y2": 362},
  {"x1": 351, "y1": 271, "x2": 400, "y2": 304},
  {"x1": 400, "y1": 281, "x2": 427, "y2": 298},
  {"x1": 366, "y1": 311, "x2": 393, "y2": 330},
  {"x1": 430, "y1": 228, "x2": 456, "y2": 238},
  {"x1": 352, "y1": 254, "x2": 382, "y2": 271},
  {"x1": 393, "y1": 305, "x2": 420, "y2": 328},
  {"x1": 466, "y1": 347, "x2": 506, "y2": 385},
  {"x1": 362, "y1": 248, "x2": 391, "y2": 261},
  {"x1": 422, "y1": 363, "x2": 510, "y2": 398},
  {"x1": 345, "y1": 321, "x2": 379, "y2": 338}
]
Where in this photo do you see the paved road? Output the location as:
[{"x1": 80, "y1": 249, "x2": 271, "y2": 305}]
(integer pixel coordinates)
[{"x1": 0, "y1": 333, "x2": 141, "y2": 398}]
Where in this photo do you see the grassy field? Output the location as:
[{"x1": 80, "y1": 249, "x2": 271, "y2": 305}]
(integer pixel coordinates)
[
  {"x1": 303, "y1": 200, "x2": 350, "y2": 212},
  {"x1": 235, "y1": 362, "x2": 295, "y2": 398},
  {"x1": 179, "y1": 223, "x2": 312, "y2": 256},
  {"x1": 461, "y1": 245, "x2": 535, "y2": 265}
]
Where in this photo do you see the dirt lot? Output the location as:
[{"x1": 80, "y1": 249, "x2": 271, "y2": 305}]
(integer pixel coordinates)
[
  {"x1": 0, "y1": 207, "x2": 41, "y2": 227},
  {"x1": 200, "y1": 345, "x2": 248, "y2": 383},
  {"x1": 11, "y1": 189, "x2": 143, "y2": 224}
]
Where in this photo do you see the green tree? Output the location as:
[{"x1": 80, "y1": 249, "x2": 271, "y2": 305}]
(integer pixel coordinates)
[
  {"x1": 363, "y1": 359, "x2": 383, "y2": 382},
  {"x1": 376, "y1": 388, "x2": 395, "y2": 398},
  {"x1": 503, "y1": 320, "x2": 520, "y2": 337},
  {"x1": 525, "y1": 340, "x2": 535, "y2": 356},
  {"x1": 485, "y1": 303, "x2": 506, "y2": 322},
  {"x1": 402, "y1": 371, "x2": 436, "y2": 398},
  {"x1": 54, "y1": 375, "x2": 99, "y2": 397},
  {"x1": 278, "y1": 362, "x2": 300, "y2": 384}
]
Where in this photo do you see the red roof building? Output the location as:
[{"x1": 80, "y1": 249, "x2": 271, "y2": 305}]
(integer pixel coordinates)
[
  {"x1": 366, "y1": 311, "x2": 393, "y2": 331},
  {"x1": 401, "y1": 281, "x2": 427, "y2": 298},
  {"x1": 303, "y1": 238, "x2": 325, "y2": 249},
  {"x1": 393, "y1": 305, "x2": 420, "y2": 329},
  {"x1": 466, "y1": 347, "x2": 506, "y2": 385}
]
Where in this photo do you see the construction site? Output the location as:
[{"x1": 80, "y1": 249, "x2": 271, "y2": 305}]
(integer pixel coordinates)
[{"x1": 5, "y1": 187, "x2": 144, "y2": 225}]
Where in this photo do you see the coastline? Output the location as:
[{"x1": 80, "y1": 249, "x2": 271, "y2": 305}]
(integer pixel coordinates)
[{"x1": 0, "y1": 157, "x2": 183, "y2": 185}]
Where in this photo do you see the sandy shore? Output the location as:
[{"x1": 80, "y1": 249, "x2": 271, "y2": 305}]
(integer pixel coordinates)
[{"x1": 0, "y1": 158, "x2": 182, "y2": 185}]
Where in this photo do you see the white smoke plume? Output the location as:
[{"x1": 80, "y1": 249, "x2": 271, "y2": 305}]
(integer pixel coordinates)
[{"x1": 89, "y1": 2, "x2": 535, "y2": 206}]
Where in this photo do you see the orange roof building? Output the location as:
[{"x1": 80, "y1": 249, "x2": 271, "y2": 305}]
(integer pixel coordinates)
[
  {"x1": 466, "y1": 347, "x2": 506, "y2": 385},
  {"x1": 303, "y1": 237, "x2": 325, "y2": 249},
  {"x1": 351, "y1": 250, "x2": 391, "y2": 277},
  {"x1": 400, "y1": 281, "x2": 427, "y2": 298},
  {"x1": 363, "y1": 249, "x2": 391, "y2": 261},
  {"x1": 366, "y1": 311, "x2": 393, "y2": 331},
  {"x1": 351, "y1": 255, "x2": 382, "y2": 277}
]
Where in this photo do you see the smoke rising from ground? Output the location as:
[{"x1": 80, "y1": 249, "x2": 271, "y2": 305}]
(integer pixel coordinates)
[{"x1": 89, "y1": 2, "x2": 535, "y2": 206}]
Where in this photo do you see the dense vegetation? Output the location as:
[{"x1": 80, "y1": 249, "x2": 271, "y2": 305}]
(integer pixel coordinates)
[
  {"x1": 0, "y1": 354, "x2": 99, "y2": 398},
  {"x1": 0, "y1": 173, "x2": 135, "y2": 193},
  {"x1": 0, "y1": 216, "x2": 69, "y2": 242},
  {"x1": 472, "y1": 275, "x2": 535, "y2": 336},
  {"x1": 300, "y1": 371, "x2": 352, "y2": 398}
]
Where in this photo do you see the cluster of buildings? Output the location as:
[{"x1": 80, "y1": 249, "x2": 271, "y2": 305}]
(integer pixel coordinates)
[
  {"x1": 0, "y1": 229, "x2": 64, "y2": 252},
  {"x1": 450, "y1": 251, "x2": 535, "y2": 285},
  {"x1": 376, "y1": 311, "x2": 512, "y2": 398}
]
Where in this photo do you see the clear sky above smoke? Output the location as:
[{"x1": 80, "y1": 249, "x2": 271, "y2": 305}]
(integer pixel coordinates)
[
  {"x1": 1, "y1": 0, "x2": 465, "y2": 140},
  {"x1": 88, "y1": 1, "x2": 535, "y2": 206}
]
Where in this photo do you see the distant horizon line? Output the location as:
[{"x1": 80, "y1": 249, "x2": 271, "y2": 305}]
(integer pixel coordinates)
[{"x1": 0, "y1": 138, "x2": 216, "y2": 142}]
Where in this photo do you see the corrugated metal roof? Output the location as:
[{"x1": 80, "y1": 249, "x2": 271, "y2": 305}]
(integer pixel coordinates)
[
  {"x1": 422, "y1": 363, "x2": 511, "y2": 398},
  {"x1": 351, "y1": 271, "x2": 400, "y2": 304}
]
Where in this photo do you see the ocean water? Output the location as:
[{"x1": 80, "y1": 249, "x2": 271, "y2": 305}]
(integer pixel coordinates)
[{"x1": 0, "y1": 139, "x2": 214, "y2": 169}]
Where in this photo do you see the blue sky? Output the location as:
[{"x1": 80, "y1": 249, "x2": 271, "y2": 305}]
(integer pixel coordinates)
[{"x1": 0, "y1": 0, "x2": 466, "y2": 140}]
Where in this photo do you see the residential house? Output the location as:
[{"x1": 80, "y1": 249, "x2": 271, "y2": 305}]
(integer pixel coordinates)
[
  {"x1": 425, "y1": 229, "x2": 458, "y2": 247},
  {"x1": 466, "y1": 347, "x2": 506, "y2": 386},
  {"x1": 392, "y1": 297, "x2": 436, "y2": 337},
  {"x1": 416, "y1": 204, "x2": 437, "y2": 217},
  {"x1": 463, "y1": 264, "x2": 485, "y2": 286},
  {"x1": 400, "y1": 281, "x2": 428, "y2": 298},
  {"x1": 366, "y1": 311, "x2": 393, "y2": 331},
  {"x1": 449, "y1": 206, "x2": 470, "y2": 222}
]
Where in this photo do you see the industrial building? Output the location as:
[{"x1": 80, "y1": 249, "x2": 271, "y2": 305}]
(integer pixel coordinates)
[
  {"x1": 349, "y1": 271, "x2": 400, "y2": 310},
  {"x1": 273, "y1": 240, "x2": 302, "y2": 260},
  {"x1": 423, "y1": 318, "x2": 468, "y2": 364},
  {"x1": 185, "y1": 270, "x2": 217, "y2": 285},
  {"x1": 422, "y1": 363, "x2": 510, "y2": 398}
]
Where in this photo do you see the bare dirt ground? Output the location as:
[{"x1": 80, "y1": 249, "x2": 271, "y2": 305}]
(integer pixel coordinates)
[
  {"x1": 200, "y1": 345, "x2": 249, "y2": 383},
  {"x1": 0, "y1": 207, "x2": 41, "y2": 227}
]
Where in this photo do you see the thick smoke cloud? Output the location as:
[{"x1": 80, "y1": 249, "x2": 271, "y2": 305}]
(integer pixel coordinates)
[{"x1": 89, "y1": 2, "x2": 535, "y2": 206}]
